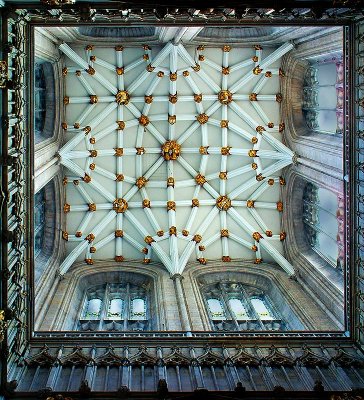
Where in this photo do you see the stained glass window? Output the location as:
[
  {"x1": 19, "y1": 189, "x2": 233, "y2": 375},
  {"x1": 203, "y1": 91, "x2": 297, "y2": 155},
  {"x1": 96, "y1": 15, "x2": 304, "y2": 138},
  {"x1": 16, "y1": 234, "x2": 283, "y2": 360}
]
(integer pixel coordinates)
[
  {"x1": 302, "y1": 183, "x2": 342, "y2": 269},
  {"x1": 34, "y1": 189, "x2": 46, "y2": 257},
  {"x1": 80, "y1": 283, "x2": 149, "y2": 331},
  {"x1": 302, "y1": 61, "x2": 343, "y2": 135},
  {"x1": 203, "y1": 283, "x2": 284, "y2": 331}
]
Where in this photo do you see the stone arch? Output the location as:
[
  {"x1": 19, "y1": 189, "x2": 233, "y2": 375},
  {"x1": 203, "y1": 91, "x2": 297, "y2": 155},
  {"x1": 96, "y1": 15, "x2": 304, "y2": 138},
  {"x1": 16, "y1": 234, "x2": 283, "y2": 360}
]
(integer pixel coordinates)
[
  {"x1": 281, "y1": 168, "x2": 344, "y2": 328},
  {"x1": 37, "y1": 261, "x2": 173, "y2": 332},
  {"x1": 183, "y1": 261, "x2": 340, "y2": 331}
]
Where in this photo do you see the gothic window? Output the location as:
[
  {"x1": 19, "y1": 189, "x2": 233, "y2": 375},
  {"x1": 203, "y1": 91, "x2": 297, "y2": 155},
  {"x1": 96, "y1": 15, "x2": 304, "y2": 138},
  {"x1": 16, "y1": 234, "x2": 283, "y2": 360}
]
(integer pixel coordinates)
[
  {"x1": 79, "y1": 283, "x2": 149, "y2": 331},
  {"x1": 302, "y1": 61, "x2": 343, "y2": 135},
  {"x1": 34, "y1": 59, "x2": 56, "y2": 144},
  {"x1": 302, "y1": 182, "x2": 343, "y2": 269},
  {"x1": 202, "y1": 282, "x2": 285, "y2": 331},
  {"x1": 34, "y1": 188, "x2": 46, "y2": 257}
]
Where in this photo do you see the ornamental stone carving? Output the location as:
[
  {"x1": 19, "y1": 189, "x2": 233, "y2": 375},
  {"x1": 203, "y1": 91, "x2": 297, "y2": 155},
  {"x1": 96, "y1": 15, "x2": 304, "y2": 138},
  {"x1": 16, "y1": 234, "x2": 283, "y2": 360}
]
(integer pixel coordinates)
[
  {"x1": 197, "y1": 113, "x2": 209, "y2": 124},
  {"x1": 221, "y1": 229, "x2": 229, "y2": 237},
  {"x1": 169, "y1": 93, "x2": 178, "y2": 104},
  {"x1": 113, "y1": 198, "x2": 128, "y2": 213},
  {"x1": 167, "y1": 201, "x2": 176, "y2": 211},
  {"x1": 161, "y1": 140, "x2": 181, "y2": 161},
  {"x1": 88, "y1": 203, "x2": 96, "y2": 212},
  {"x1": 252, "y1": 232, "x2": 262, "y2": 241},
  {"x1": 86, "y1": 233, "x2": 95, "y2": 242},
  {"x1": 199, "y1": 146, "x2": 209, "y2": 155},
  {"x1": 145, "y1": 236, "x2": 155, "y2": 244},
  {"x1": 218, "y1": 90, "x2": 232, "y2": 105},
  {"x1": 117, "y1": 121, "x2": 125, "y2": 130},
  {"x1": 136, "y1": 176, "x2": 148, "y2": 189},
  {"x1": 247, "y1": 200, "x2": 255, "y2": 208},
  {"x1": 139, "y1": 114, "x2": 149, "y2": 126},
  {"x1": 192, "y1": 199, "x2": 199, "y2": 207},
  {"x1": 115, "y1": 90, "x2": 130, "y2": 105},
  {"x1": 116, "y1": 67, "x2": 124, "y2": 75},
  {"x1": 253, "y1": 66, "x2": 262, "y2": 75},
  {"x1": 221, "y1": 146, "x2": 231, "y2": 155},
  {"x1": 195, "y1": 174, "x2": 206, "y2": 186},
  {"x1": 167, "y1": 177, "x2": 175, "y2": 187},
  {"x1": 219, "y1": 171, "x2": 227, "y2": 180},
  {"x1": 193, "y1": 234, "x2": 202, "y2": 243},
  {"x1": 83, "y1": 174, "x2": 91, "y2": 183},
  {"x1": 216, "y1": 195, "x2": 231, "y2": 211},
  {"x1": 114, "y1": 148, "x2": 123, "y2": 156},
  {"x1": 249, "y1": 93, "x2": 258, "y2": 101},
  {"x1": 194, "y1": 93, "x2": 202, "y2": 103},
  {"x1": 143, "y1": 199, "x2": 151, "y2": 208}
]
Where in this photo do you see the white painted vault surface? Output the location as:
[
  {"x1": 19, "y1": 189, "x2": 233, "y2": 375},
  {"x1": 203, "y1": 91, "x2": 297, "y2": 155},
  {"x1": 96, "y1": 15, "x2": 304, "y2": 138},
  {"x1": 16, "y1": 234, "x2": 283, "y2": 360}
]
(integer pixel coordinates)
[{"x1": 58, "y1": 41, "x2": 295, "y2": 276}]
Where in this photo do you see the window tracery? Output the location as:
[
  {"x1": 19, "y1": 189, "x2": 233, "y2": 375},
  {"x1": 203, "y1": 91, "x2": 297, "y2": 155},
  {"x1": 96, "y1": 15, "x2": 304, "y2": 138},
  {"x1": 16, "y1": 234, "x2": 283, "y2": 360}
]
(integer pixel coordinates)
[
  {"x1": 34, "y1": 188, "x2": 46, "y2": 257},
  {"x1": 34, "y1": 60, "x2": 56, "y2": 144},
  {"x1": 302, "y1": 61, "x2": 344, "y2": 135},
  {"x1": 202, "y1": 282, "x2": 285, "y2": 331},
  {"x1": 79, "y1": 283, "x2": 149, "y2": 331},
  {"x1": 302, "y1": 182, "x2": 343, "y2": 270}
]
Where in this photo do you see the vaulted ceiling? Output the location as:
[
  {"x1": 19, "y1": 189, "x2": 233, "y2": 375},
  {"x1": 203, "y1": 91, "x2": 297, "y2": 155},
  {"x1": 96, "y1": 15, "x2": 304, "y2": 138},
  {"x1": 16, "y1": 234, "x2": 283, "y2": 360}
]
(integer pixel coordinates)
[{"x1": 58, "y1": 39, "x2": 295, "y2": 276}]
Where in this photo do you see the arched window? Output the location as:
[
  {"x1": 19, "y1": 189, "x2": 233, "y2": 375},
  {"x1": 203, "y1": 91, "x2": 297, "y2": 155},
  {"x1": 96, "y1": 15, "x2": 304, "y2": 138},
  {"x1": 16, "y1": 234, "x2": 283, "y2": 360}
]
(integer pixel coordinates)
[
  {"x1": 34, "y1": 188, "x2": 46, "y2": 257},
  {"x1": 302, "y1": 182, "x2": 343, "y2": 270},
  {"x1": 34, "y1": 59, "x2": 56, "y2": 144},
  {"x1": 84, "y1": 298, "x2": 102, "y2": 319},
  {"x1": 79, "y1": 283, "x2": 149, "y2": 331},
  {"x1": 302, "y1": 60, "x2": 343, "y2": 135},
  {"x1": 202, "y1": 283, "x2": 284, "y2": 331}
]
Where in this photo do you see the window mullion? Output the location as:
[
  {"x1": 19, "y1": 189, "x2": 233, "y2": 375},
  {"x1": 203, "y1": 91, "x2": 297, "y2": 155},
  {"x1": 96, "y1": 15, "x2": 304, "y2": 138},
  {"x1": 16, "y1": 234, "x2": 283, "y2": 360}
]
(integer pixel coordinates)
[
  {"x1": 220, "y1": 283, "x2": 240, "y2": 331},
  {"x1": 77, "y1": 291, "x2": 88, "y2": 330},
  {"x1": 124, "y1": 282, "x2": 130, "y2": 331},
  {"x1": 99, "y1": 283, "x2": 110, "y2": 331},
  {"x1": 240, "y1": 285, "x2": 265, "y2": 330}
]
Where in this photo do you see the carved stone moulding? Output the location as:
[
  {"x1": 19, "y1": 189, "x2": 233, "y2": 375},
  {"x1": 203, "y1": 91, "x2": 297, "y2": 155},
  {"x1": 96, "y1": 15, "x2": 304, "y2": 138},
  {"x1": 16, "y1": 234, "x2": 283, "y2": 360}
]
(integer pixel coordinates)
[
  {"x1": 113, "y1": 198, "x2": 128, "y2": 213},
  {"x1": 161, "y1": 140, "x2": 181, "y2": 161},
  {"x1": 115, "y1": 90, "x2": 130, "y2": 105},
  {"x1": 218, "y1": 90, "x2": 233, "y2": 105},
  {"x1": 216, "y1": 195, "x2": 231, "y2": 211}
]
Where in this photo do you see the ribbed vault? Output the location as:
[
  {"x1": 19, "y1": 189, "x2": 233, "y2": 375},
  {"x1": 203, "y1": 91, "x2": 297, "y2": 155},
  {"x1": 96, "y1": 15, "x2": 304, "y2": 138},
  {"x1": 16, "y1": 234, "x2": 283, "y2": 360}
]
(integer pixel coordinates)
[{"x1": 59, "y1": 41, "x2": 295, "y2": 276}]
